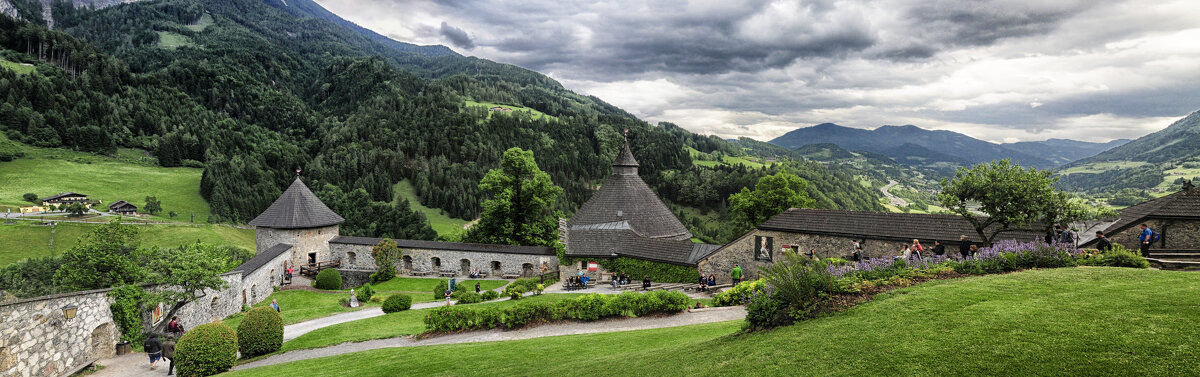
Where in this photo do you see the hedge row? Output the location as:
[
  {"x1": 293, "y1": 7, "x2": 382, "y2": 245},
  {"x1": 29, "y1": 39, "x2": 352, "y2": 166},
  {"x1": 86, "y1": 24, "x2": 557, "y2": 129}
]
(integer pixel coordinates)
[
  {"x1": 424, "y1": 291, "x2": 691, "y2": 332},
  {"x1": 597, "y1": 257, "x2": 698, "y2": 283}
]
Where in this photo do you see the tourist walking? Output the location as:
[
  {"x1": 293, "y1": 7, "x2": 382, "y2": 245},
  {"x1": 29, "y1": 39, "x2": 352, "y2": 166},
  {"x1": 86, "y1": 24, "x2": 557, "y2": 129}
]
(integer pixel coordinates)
[
  {"x1": 162, "y1": 335, "x2": 176, "y2": 376},
  {"x1": 958, "y1": 235, "x2": 971, "y2": 258},
  {"x1": 1044, "y1": 227, "x2": 1056, "y2": 245},
  {"x1": 932, "y1": 240, "x2": 945, "y2": 256},
  {"x1": 851, "y1": 240, "x2": 864, "y2": 262},
  {"x1": 1138, "y1": 223, "x2": 1158, "y2": 257},
  {"x1": 730, "y1": 264, "x2": 743, "y2": 285},
  {"x1": 1057, "y1": 225, "x2": 1076, "y2": 246},
  {"x1": 475, "y1": 282, "x2": 481, "y2": 293},
  {"x1": 144, "y1": 333, "x2": 163, "y2": 370},
  {"x1": 286, "y1": 266, "x2": 293, "y2": 281},
  {"x1": 1095, "y1": 231, "x2": 1113, "y2": 252}
]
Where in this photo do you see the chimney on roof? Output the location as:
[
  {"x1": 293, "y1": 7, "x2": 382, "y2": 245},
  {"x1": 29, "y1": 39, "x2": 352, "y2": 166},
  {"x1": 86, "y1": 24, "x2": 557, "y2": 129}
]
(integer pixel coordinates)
[{"x1": 1184, "y1": 179, "x2": 1195, "y2": 193}]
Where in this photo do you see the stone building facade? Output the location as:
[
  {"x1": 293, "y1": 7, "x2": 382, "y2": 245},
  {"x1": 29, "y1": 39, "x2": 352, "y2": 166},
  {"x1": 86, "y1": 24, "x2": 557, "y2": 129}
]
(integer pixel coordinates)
[
  {"x1": 1081, "y1": 184, "x2": 1200, "y2": 259},
  {"x1": 697, "y1": 208, "x2": 1042, "y2": 283},
  {"x1": 254, "y1": 225, "x2": 339, "y2": 271},
  {"x1": 329, "y1": 236, "x2": 557, "y2": 278}
]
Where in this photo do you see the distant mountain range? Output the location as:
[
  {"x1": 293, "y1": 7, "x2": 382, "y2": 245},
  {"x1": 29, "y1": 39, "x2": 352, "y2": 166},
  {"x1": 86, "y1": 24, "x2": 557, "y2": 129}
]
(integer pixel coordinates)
[{"x1": 769, "y1": 123, "x2": 1128, "y2": 170}]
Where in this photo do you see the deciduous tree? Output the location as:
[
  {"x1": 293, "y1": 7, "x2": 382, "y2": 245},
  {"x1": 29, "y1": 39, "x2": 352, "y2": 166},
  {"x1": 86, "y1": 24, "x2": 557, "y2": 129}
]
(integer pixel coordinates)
[
  {"x1": 729, "y1": 170, "x2": 816, "y2": 229},
  {"x1": 939, "y1": 160, "x2": 1083, "y2": 245},
  {"x1": 464, "y1": 147, "x2": 562, "y2": 247}
]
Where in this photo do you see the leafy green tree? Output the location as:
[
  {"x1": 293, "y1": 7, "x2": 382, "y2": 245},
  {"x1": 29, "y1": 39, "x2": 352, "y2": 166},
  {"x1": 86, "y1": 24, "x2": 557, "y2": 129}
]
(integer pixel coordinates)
[
  {"x1": 22, "y1": 193, "x2": 38, "y2": 203},
  {"x1": 464, "y1": 148, "x2": 563, "y2": 247},
  {"x1": 729, "y1": 170, "x2": 816, "y2": 229},
  {"x1": 64, "y1": 202, "x2": 88, "y2": 216},
  {"x1": 144, "y1": 196, "x2": 162, "y2": 215},
  {"x1": 140, "y1": 243, "x2": 232, "y2": 333},
  {"x1": 370, "y1": 238, "x2": 401, "y2": 283},
  {"x1": 53, "y1": 220, "x2": 142, "y2": 291},
  {"x1": 168, "y1": 211, "x2": 177, "y2": 219},
  {"x1": 939, "y1": 160, "x2": 1074, "y2": 245}
]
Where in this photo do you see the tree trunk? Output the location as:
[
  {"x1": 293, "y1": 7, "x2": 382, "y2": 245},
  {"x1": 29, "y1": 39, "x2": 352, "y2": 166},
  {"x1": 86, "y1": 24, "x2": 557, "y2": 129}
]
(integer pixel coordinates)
[{"x1": 150, "y1": 301, "x2": 188, "y2": 334}]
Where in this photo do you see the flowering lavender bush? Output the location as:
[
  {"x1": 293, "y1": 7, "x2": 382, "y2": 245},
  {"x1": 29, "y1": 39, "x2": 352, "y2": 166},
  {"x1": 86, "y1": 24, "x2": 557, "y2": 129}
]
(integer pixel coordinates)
[{"x1": 949, "y1": 240, "x2": 1078, "y2": 275}]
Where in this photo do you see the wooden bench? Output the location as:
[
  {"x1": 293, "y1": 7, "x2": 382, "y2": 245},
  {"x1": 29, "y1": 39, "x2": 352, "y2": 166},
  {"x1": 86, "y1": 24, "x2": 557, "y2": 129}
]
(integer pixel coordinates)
[
  {"x1": 502, "y1": 273, "x2": 521, "y2": 279},
  {"x1": 439, "y1": 271, "x2": 458, "y2": 277},
  {"x1": 410, "y1": 270, "x2": 433, "y2": 277}
]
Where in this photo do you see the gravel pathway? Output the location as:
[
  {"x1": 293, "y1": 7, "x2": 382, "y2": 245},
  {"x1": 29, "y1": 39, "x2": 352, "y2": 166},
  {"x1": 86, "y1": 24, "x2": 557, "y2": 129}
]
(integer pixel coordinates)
[{"x1": 234, "y1": 306, "x2": 746, "y2": 371}]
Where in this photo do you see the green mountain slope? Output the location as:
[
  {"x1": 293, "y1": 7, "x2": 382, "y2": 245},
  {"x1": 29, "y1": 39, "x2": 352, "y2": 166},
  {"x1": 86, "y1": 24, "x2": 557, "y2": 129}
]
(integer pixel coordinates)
[
  {"x1": 1059, "y1": 111, "x2": 1200, "y2": 194},
  {"x1": 0, "y1": 0, "x2": 883, "y2": 244}
]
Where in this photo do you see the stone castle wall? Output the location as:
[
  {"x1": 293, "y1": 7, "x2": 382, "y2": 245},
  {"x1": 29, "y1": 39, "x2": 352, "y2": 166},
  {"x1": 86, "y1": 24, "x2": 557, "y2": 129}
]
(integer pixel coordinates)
[
  {"x1": 255, "y1": 225, "x2": 340, "y2": 269},
  {"x1": 698, "y1": 229, "x2": 976, "y2": 283},
  {"x1": 329, "y1": 243, "x2": 557, "y2": 278},
  {"x1": 1105, "y1": 219, "x2": 1200, "y2": 251},
  {"x1": 0, "y1": 289, "x2": 117, "y2": 377},
  {"x1": 0, "y1": 266, "x2": 284, "y2": 377}
]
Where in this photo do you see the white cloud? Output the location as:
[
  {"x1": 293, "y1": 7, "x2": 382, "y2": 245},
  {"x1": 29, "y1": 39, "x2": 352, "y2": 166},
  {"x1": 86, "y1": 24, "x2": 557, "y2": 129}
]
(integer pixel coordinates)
[{"x1": 315, "y1": 0, "x2": 1200, "y2": 143}]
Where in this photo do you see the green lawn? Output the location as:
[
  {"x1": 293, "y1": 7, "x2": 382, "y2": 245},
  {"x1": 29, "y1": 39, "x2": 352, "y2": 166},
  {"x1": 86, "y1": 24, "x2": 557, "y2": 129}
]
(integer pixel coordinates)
[
  {"x1": 392, "y1": 180, "x2": 470, "y2": 238},
  {"x1": 687, "y1": 147, "x2": 767, "y2": 169},
  {"x1": 228, "y1": 268, "x2": 1200, "y2": 376},
  {"x1": 156, "y1": 31, "x2": 195, "y2": 49},
  {"x1": 361, "y1": 277, "x2": 508, "y2": 293},
  {"x1": 0, "y1": 220, "x2": 254, "y2": 267},
  {"x1": 0, "y1": 144, "x2": 210, "y2": 221},
  {"x1": 464, "y1": 100, "x2": 558, "y2": 122},
  {"x1": 279, "y1": 293, "x2": 584, "y2": 352},
  {"x1": 0, "y1": 58, "x2": 35, "y2": 74}
]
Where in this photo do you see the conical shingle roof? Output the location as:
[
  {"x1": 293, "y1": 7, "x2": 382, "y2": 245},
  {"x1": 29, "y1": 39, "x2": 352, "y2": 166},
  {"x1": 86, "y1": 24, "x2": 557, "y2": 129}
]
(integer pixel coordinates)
[
  {"x1": 249, "y1": 178, "x2": 345, "y2": 229},
  {"x1": 613, "y1": 144, "x2": 639, "y2": 167}
]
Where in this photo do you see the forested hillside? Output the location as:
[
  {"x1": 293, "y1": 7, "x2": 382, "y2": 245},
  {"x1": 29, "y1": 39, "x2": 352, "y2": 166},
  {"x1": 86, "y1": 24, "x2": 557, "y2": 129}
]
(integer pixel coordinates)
[
  {"x1": 0, "y1": 0, "x2": 882, "y2": 244},
  {"x1": 1058, "y1": 110, "x2": 1200, "y2": 195}
]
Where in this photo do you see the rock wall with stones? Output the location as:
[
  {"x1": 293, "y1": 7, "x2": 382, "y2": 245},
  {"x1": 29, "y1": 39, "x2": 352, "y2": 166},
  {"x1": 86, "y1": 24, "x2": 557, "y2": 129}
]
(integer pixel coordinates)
[
  {"x1": 697, "y1": 229, "x2": 977, "y2": 283},
  {"x1": 0, "y1": 266, "x2": 285, "y2": 377},
  {"x1": 1106, "y1": 219, "x2": 1200, "y2": 251},
  {"x1": 255, "y1": 225, "x2": 339, "y2": 270},
  {"x1": 329, "y1": 243, "x2": 558, "y2": 278},
  {"x1": 0, "y1": 288, "x2": 117, "y2": 377},
  {"x1": 336, "y1": 269, "x2": 373, "y2": 289}
]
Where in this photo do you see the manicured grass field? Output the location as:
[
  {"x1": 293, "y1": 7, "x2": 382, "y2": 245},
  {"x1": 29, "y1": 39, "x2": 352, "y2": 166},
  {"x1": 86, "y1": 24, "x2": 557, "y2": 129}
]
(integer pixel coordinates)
[
  {"x1": 0, "y1": 220, "x2": 254, "y2": 267},
  {"x1": 0, "y1": 144, "x2": 210, "y2": 221},
  {"x1": 391, "y1": 180, "x2": 471, "y2": 238},
  {"x1": 229, "y1": 268, "x2": 1200, "y2": 376},
  {"x1": 687, "y1": 147, "x2": 768, "y2": 169},
  {"x1": 156, "y1": 31, "x2": 195, "y2": 49},
  {"x1": 0, "y1": 58, "x2": 35, "y2": 74},
  {"x1": 279, "y1": 293, "x2": 585, "y2": 352},
  {"x1": 464, "y1": 100, "x2": 558, "y2": 122},
  {"x1": 361, "y1": 277, "x2": 508, "y2": 293}
]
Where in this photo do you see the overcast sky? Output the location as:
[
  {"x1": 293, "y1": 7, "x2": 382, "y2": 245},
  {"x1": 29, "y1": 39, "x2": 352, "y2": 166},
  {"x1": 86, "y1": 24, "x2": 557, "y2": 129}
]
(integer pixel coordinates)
[{"x1": 314, "y1": 0, "x2": 1200, "y2": 143}]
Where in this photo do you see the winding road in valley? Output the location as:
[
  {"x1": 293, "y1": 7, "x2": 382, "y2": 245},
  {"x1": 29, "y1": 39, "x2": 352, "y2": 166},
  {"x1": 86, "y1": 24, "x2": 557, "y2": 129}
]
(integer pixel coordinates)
[{"x1": 881, "y1": 180, "x2": 909, "y2": 208}]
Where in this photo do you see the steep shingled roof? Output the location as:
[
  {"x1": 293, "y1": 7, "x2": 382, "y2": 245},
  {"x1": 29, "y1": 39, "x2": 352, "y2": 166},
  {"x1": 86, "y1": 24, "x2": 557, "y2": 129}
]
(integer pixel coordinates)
[
  {"x1": 234, "y1": 243, "x2": 292, "y2": 274},
  {"x1": 249, "y1": 178, "x2": 345, "y2": 229},
  {"x1": 1082, "y1": 186, "x2": 1200, "y2": 246},
  {"x1": 564, "y1": 143, "x2": 698, "y2": 265},
  {"x1": 757, "y1": 208, "x2": 1043, "y2": 245}
]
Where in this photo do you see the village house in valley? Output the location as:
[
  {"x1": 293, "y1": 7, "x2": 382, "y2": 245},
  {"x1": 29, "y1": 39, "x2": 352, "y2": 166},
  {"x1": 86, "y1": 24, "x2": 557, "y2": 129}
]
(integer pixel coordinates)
[
  {"x1": 40, "y1": 192, "x2": 91, "y2": 209},
  {"x1": 106, "y1": 200, "x2": 137, "y2": 215}
]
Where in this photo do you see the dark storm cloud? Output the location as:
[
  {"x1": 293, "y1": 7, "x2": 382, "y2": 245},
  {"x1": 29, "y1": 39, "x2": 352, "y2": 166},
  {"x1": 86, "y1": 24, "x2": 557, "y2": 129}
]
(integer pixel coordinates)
[
  {"x1": 439, "y1": 22, "x2": 474, "y2": 49},
  {"x1": 903, "y1": 0, "x2": 1091, "y2": 48}
]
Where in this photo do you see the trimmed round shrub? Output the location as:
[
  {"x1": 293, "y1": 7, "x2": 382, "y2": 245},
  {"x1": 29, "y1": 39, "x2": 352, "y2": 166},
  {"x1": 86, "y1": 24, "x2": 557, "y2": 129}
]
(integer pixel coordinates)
[
  {"x1": 357, "y1": 283, "x2": 375, "y2": 302},
  {"x1": 176, "y1": 323, "x2": 238, "y2": 377},
  {"x1": 455, "y1": 292, "x2": 482, "y2": 305},
  {"x1": 237, "y1": 307, "x2": 283, "y2": 357},
  {"x1": 433, "y1": 280, "x2": 448, "y2": 300},
  {"x1": 382, "y1": 294, "x2": 413, "y2": 313},
  {"x1": 481, "y1": 290, "x2": 499, "y2": 301},
  {"x1": 314, "y1": 269, "x2": 342, "y2": 290}
]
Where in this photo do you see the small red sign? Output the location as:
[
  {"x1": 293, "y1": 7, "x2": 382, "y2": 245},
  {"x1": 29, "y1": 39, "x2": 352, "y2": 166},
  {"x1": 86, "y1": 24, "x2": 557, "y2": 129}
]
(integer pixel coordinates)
[{"x1": 587, "y1": 261, "x2": 598, "y2": 272}]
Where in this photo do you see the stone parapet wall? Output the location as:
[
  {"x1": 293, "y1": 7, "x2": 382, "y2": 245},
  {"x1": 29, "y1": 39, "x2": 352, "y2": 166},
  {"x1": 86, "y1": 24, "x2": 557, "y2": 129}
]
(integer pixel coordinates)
[
  {"x1": 330, "y1": 243, "x2": 557, "y2": 278},
  {"x1": 1106, "y1": 219, "x2": 1200, "y2": 251},
  {"x1": 0, "y1": 289, "x2": 117, "y2": 377}
]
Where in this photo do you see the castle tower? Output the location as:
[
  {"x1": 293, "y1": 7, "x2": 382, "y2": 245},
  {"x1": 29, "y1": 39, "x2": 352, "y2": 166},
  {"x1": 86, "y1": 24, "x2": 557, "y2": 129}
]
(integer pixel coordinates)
[
  {"x1": 563, "y1": 143, "x2": 703, "y2": 266},
  {"x1": 249, "y1": 177, "x2": 345, "y2": 269}
]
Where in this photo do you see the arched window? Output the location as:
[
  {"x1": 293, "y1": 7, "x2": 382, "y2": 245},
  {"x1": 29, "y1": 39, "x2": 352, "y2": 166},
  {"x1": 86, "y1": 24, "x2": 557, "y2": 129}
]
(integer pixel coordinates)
[
  {"x1": 347, "y1": 252, "x2": 357, "y2": 266},
  {"x1": 432, "y1": 257, "x2": 441, "y2": 269},
  {"x1": 251, "y1": 285, "x2": 257, "y2": 302},
  {"x1": 211, "y1": 296, "x2": 220, "y2": 311},
  {"x1": 403, "y1": 255, "x2": 413, "y2": 271},
  {"x1": 270, "y1": 269, "x2": 276, "y2": 286},
  {"x1": 491, "y1": 261, "x2": 502, "y2": 272}
]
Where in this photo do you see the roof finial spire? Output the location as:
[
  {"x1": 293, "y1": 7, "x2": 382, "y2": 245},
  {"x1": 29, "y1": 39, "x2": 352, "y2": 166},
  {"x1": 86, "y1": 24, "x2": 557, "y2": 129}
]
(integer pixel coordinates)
[
  {"x1": 295, "y1": 168, "x2": 302, "y2": 178},
  {"x1": 1184, "y1": 179, "x2": 1195, "y2": 192}
]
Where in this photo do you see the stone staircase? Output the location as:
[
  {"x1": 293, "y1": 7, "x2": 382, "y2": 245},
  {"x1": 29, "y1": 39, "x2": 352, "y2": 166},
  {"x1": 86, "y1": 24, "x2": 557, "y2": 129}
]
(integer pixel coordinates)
[{"x1": 1147, "y1": 249, "x2": 1200, "y2": 271}]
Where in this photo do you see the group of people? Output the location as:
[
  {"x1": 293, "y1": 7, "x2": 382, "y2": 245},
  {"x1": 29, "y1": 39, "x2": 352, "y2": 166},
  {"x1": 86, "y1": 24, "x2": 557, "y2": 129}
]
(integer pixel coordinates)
[
  {"x1": 885, "y1": 237, "x2": 978, "y2": 261},
  {"x1": 1046, "y1": 225, "x2": 1078, "y2": 245},
  {"x1": 468, "y1": 267, "x2": 481, "y2": 279},
  {"x1": 695, "y1": 271, "x2": 717, "y2": 292},
  {"x1": 143, "y1": 316, "x2": 186, "y2": 374},
  {"x1": 1092, "y1": 223, "x2": 1158, "y2": 257},
  {"x1": 565, "y1": 274, "x2": 591, "y2": 290}
]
